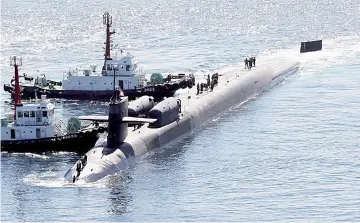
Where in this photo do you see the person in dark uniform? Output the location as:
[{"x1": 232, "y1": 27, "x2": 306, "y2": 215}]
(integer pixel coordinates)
[
  {"x1": 248, "y1": 58, "x2": 252, "y2": 70},
  {"x1": 207, "y1": 74, "x2": 210, "y2": 89},
  {"x1": 244, "y1": 58, "x2": 249, "y2": 69},
  {"x1": 81, "y1": 155, "x2": 87, "y2": 168},
  {"x1": 196, "y1": 82, "x2": 200, "y2": 95},
  {"x1": 249, "y1": 57, "x2": 253, "y2": 68},
  {"x1": 211, "y1": 73, "x2": 217, "y2": 85},
  {"x1": 253, "y1": 57, "x2": 256, "y2": 67},
  {"x1": 189, "y1": 73, "x2": 195, "y2": 86},
  {"x1": 76, "y1": 160, "x2": 82, "y2": 177}
]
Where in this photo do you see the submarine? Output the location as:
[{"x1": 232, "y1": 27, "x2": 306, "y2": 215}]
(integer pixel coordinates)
[{"x1": 64, "y1": 60, "x2": 300, "y2": 184}]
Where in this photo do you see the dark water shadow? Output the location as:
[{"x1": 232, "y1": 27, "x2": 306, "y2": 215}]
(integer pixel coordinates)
[{"x1": 105, "y1": 170, "x2": 133, "y2": 216}]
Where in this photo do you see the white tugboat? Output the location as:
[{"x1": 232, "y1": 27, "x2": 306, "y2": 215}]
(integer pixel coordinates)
[
  {"x1": 3, "y1": 12, "x2": 195, "y2": 101},
  {"x1": 1, "y1": 57, "x2": 106, "y2": 153}
]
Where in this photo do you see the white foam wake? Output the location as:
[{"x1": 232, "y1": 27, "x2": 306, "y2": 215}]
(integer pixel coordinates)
[{"x1": 257, "y1": 35, "x2": 360, "y2": 75}]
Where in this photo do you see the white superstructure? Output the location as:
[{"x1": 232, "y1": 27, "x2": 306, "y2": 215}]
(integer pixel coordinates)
[
  {"x1": 62, "y1": 53, "x2": 146, "y2": 91},
  {"x1": 1, "y1": 95, "x2": 56, "y2": 140}
]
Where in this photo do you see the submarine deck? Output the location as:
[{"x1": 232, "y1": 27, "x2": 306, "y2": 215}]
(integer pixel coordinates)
[
  {"x1": 122, "y1": 59, "x2": 298, "y2": 141},
  {"x1": 125, "y1": 65, "x2": 258, "y2": 137}
]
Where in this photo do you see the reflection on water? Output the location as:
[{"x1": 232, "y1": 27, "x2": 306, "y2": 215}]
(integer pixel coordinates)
[
  {"x1": 12, "y1": 187, "x2": 27, "y2": 222},
  {"x1": 106, "y1": 172, "x2": 133, "y2": 215}
]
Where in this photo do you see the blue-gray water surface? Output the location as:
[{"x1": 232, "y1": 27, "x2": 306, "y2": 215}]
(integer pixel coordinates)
[{"x1": 1, "y1": 0, "x2": 360, "y2": 221}]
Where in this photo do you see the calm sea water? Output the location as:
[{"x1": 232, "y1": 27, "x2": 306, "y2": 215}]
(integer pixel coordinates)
[{"x1": 1, "y1": 0, "x2": 360, "y2": 221}]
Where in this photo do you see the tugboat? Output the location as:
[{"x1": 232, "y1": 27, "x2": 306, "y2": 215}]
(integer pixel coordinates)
[
  {"x1": 3, "y1": 12, "x2": 195, "y2": 101},
  {"x1": 1, "y1": 57, "x2": 106, "y2": 153}
]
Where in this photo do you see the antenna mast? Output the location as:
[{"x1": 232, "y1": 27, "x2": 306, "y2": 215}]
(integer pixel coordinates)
[
  {"x1": 103, "y1": 12, "x2": 115, "y2": 60},
  {"x1": 10, "y1": 56, "x2": 23, "y2": 120}
]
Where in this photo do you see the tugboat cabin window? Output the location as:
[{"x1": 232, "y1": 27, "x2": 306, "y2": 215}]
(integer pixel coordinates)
[
  {"x1": 42, "y1": 111, "x2": 48, "y2": 117},
  {"x1": 30, "y1": 111, "x2": 36, "y2": 117},
  {"x1": 126, "y1": 65, "x2": 130, "y2": 71},
  {"x1": 10, "y1": 129, "x2": 15, "y2": 139},
  {"x1": 24, "y1": 111, "x2": 29, "y2": 117},
  {"x1": 18, "y1": 111, "x2": 23, "y2": 118}
]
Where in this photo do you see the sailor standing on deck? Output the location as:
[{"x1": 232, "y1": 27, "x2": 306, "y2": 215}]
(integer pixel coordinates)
[
  {"x1": 207, "y1": 74, "x2": 211, "y2": 89},
  {"x1": 244, "y1": 58, "x2": 249, "y2": 69},
  {"x1": 76, "y1": 160, "x2": 82, "y2": 177},
  {"x1": 81, "y1": 155, "x2": 87, "y2": 168}
]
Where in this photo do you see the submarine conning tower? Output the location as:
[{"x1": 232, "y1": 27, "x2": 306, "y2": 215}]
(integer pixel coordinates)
[{"x1": 107, "y1": 96, "x2": 129, "y2": 148}]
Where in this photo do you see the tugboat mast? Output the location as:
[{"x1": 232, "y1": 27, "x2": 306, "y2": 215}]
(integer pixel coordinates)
[
  {"x1": 10, "y1": 56, "x2": 22, "y2": 120},
  {"x1": 103, "y1": 12, "x2": 115, "y2": 60}
]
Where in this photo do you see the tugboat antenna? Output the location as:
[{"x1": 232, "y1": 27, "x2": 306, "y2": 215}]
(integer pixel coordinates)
[
  {"x1": 103, "y1": 12, "x2": 114, "y2": 60},
  {"x1": 10, "y1": 56, "x2": 23, "y2": 120},
  {"x1": 102, "y1": 12, "x2": 116, "y2": 75}
]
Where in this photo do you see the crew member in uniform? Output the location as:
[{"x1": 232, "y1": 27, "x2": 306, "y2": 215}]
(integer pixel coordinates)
[
  {"x1": 244, "y1": 58, "x2": 249, "y2": 69},
  {"x1": 81, "y1": 155, "x2": 87, "y2": 168},
  {"x1": 212, "y1": 73, "x2": 219, "y2": 86},
  {"x1": 76, "y1": 160, "x2": 82, "y2": 178},
  {"x1": 207, "y1": 74, "x2": 210, "y2": 90}
]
